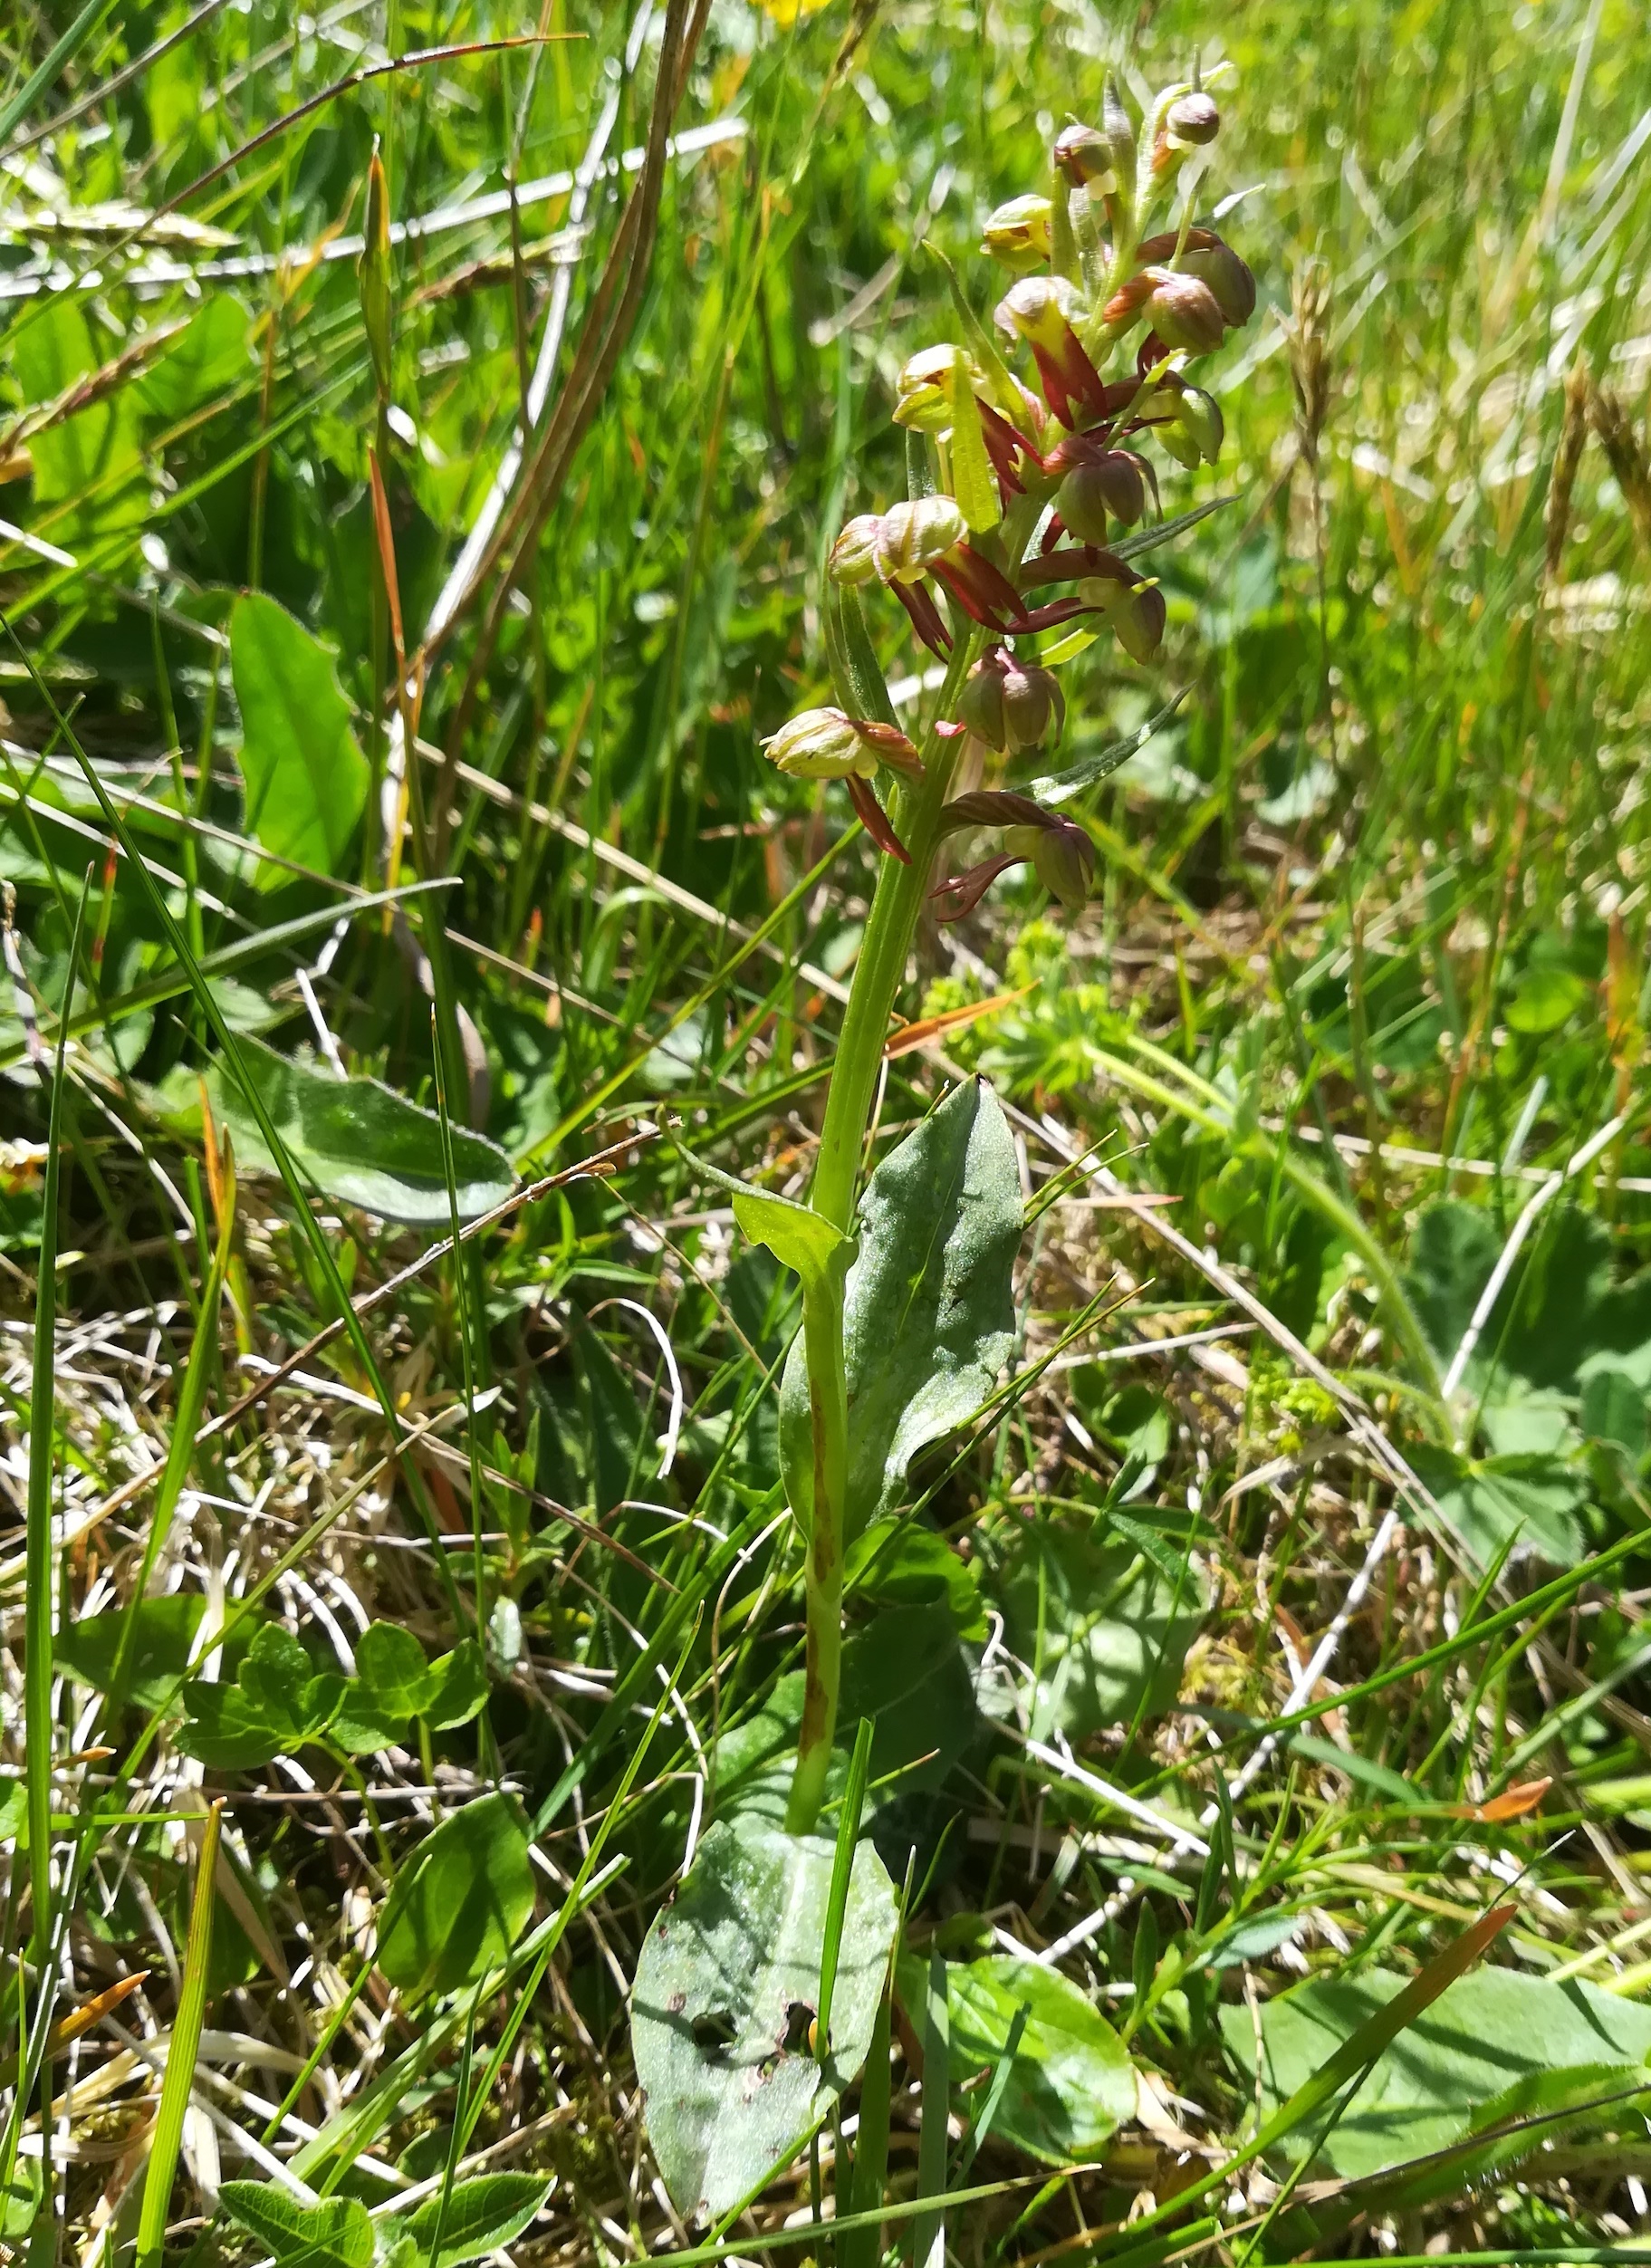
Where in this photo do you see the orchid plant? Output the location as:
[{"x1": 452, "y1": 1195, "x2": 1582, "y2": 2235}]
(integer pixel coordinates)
[
  {"x1": 762, "y1": 62, "x2": 1255, "y2": 1837},
  {"x1": 633, "y1": 61, "x2": 1258, "y2": 2220}
]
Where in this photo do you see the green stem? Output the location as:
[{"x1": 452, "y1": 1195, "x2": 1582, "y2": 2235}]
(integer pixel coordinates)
[
  {"x1": 785, "y1": 1272, "x2": 851, "y2": 1834},
  {"x1": 784, "y1": 636, "x2": 976, "y2": 1834}
]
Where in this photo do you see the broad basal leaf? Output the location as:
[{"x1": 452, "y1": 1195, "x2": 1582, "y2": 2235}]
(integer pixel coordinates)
[
  {"x1": 632, "y1": 1813, "x2": 897, "y2": 2220},
  {"x1": 713, "y1": 1600, "x2": 980, "y2": 1821},
  {"x1": 781, "y1": 1077, "x2": 1021, "y2": 1539},
  {"x1": 208, "y1": 1035, "x2": 514, "y2": 1225},
  {"x1": 1220, "y1": 1962, "x2": 1651, "y2": 2180},
  {"x1": 230, "y1": 593, "x2": 369, "y2": 881},
  {"x1": 906, "y1": 1955, "x2": 1135, "y2": 2164},
  {"x1": 375, "y1": 1792, "x2": 535, "y2": 2001}
]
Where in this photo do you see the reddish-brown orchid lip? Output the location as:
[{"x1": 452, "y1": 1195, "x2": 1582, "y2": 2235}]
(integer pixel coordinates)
[
  {"x1": 930, "y1": 852, "x2": 1023, "y2": 922},
  {"x1": 891, "y1": 575, "x2": 953, "y2": 654},
  {"x1": 976, "y1": 399, "x2": 1037, "y2": 497},
  {"x1": 1009, "y1": 596, "x2": 1102, "y2": 633},
  {"x1": 847, "y1": 772, "x2": 912, "y2": 863},
  {"x1": 1029, "y1": 332, "x2": 1115, "y2": 431}
]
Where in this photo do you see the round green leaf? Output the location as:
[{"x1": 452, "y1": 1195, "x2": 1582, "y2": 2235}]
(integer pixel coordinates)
[
  {"x1": 943, "y1": 1956, "x2": 1135, "y2": 2162},
  {"x1": 375, "y1": 1792, "x2": 535, "y2": 2001}
]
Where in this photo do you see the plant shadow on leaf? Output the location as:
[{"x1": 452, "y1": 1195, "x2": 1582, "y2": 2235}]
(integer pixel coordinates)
[{"x1": 994, "y1": 1516, "x2": 1211, "y2": 1740}]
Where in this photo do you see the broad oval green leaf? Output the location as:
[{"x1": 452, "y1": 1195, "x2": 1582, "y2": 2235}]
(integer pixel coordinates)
[
  {"x1": 55, "y1": 1595, "x2": 204, "y2": 1713},
  {"x1": 219, "y1": 2182, "x2": 374, "y2": 2268},
  {"x1": 230, "y1": 593, "x2": 369, "y2": 881},
  {"x1": 375, "y1": 1792, "x2": 535, "y2": 2002},
  {"x1": 399, "y1": 2174, "x2": 552, "y2": 2268},
  {"x1": 1221, "y1": 1964, "x2": 1651, "y2": 2180},
  {"x1": 208, "y1": 1035, "x2": 514, "y2": 1225},
  {"x1": 781, "y1": 1077, "x2": 1021, "y2": 1539},
  {"x1": 917, "y1": 1955, "x2": 1136, "y2": 2164},
  {"x1": 632, "y1": 1813, "x2": 897, "y2": 2221}
]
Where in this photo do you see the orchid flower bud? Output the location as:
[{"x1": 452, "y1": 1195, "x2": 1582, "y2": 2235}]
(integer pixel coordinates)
[
  {"x1": 1056, "y1": 448, "x2": 1147, "y2": 542},
  {"x1": 830, "y1": 514, "x2": 883, "y2": 586},
  {"x1": 1052, "y1": 124, "x2": 1111, "y2": 192},
  {"x1": 1183, "y1": 244, "x2": 1255, "y2": 327},
  {"x1": 1080, "y1": 574, "x2": 1166, "y2": 664},
  {"x1": 876, "y1": 494, "x2": 967, "y2": 583},
  {"x1": 982, "y1": 194, "x2": 1054, "y2": 273},
  {"x1": 1142, "y1": 267, "x2": 1227, "y2": 353},
  {"x1": 1166, "y1": 90, "x2": 1220, "y2": 146},
  {"x1": 893, "y1": 344, "x2": 979, "y2": 433},
  {"x1": 1001, "y1": 658, "x2": 1065, "y2": 751},
  {"x1": 1026, "y1": 817, "x2": 1096, "y2": 908},
  {"x1": 957, "y1": 655, "x2": 1008, "y2": 749},
  {"x1": 763, "y1": 707, "x2": 878, "y2": 780},
  {"x1": 1120, "y1": 582, "x2": 1166, "y2": 663},
  {"x1": 1159, "y1": 383, "x2": 1224, "y2": 467}
]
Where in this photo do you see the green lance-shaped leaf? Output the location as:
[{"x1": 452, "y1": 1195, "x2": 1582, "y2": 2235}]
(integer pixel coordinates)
[
  {"x1": 667, "y1": 1129, "x2": 848, "y2": 1298},
  {"x1": 396, "y1": 2174, "x2": 552, "y2": 2268},
  {"x1": 230, "y1": 594, "x2": 370, "y2": 883},
  {"x1": 947, "y1": 352, "x2": 1001, "y2": 534},
  {"x1": 926, "y1": 240, "x2": 1030, "y2": 427},
  {"x1": 780, "y1": 1078, "x2": 1022, "y2": 1542},
  {"x1": 631, "y1": 1813, "x2": 897, "y2": 2221},
  {"x1": 825, "y1": 581, "x2": 901, "y2": 733}
]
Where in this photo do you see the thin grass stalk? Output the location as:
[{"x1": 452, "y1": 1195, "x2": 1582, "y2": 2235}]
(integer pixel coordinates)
[
  {"x1": 25, "y1": 877, "x2": 89, "y2": 1958},
  {"x1": 105, "y1": 1160, "x2": 235, "y2": 1721}
]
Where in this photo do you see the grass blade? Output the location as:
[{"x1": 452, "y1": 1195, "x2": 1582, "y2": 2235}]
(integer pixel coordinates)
[
  {"x1": 911, "y1": 1948, "x2": 951, "y2": 2268},
  {"x1": 135, "y1": 1800, "x2": 222, "y2": 2268},
  {"x1": 25, "y1": 875, "x2": 89, "y2": 1956},
  {"x1": 0, "y1": 0, "x2": 120, "y2": 147}
]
